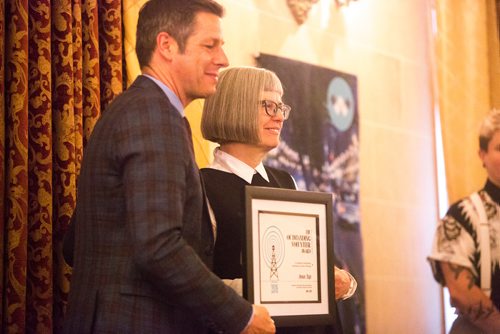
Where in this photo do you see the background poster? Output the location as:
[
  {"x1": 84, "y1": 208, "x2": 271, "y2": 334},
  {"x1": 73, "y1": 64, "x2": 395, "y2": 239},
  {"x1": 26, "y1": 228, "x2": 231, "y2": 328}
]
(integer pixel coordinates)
[{"x1": 258, "y1": 54, "x2": 365, "y2": 334}]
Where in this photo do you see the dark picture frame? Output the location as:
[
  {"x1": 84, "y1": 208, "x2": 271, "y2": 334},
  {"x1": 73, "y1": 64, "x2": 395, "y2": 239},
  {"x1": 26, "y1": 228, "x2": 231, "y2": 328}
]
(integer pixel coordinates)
[{"x1": 244, "y1": 186, "x2": 335, "y2": 327}]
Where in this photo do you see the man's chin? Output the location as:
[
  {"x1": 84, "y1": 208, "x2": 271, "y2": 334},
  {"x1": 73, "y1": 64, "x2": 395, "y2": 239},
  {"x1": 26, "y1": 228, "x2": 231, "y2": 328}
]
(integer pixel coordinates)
[{"x1": 197, "y1": 86, "x2": 217, "y2": 99}]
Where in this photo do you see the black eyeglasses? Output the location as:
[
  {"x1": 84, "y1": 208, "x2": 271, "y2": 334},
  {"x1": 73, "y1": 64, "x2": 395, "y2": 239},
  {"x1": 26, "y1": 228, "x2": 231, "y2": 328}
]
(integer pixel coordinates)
[{"x1": 260, "y1": 100, "x2": 291, "y2": 120}]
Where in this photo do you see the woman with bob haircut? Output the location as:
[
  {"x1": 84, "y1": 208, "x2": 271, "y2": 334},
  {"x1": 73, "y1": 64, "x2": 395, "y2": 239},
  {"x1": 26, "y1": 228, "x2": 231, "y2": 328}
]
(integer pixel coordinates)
[
  {"x1": 202, "y1": 66, "x2": 280, "y2": 146},
  {"x1": 200, "y1": 66, "x2": 357, "y2": 333}
]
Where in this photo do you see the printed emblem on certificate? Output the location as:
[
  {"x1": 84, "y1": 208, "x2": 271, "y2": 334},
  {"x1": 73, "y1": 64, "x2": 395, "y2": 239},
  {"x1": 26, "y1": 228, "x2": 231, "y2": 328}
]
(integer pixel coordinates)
[
  {"x1": 259, "y1": 212, "x2": 319, "y2": 303},
  {"x1": 244, "y1": 186, "x2": 336, "y2": 327}
]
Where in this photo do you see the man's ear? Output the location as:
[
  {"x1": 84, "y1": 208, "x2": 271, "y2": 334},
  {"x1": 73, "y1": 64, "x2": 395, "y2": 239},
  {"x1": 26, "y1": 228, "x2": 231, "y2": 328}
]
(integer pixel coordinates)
[{"x1": 156, "y1": 32, "x2": 178, "y2": 60}]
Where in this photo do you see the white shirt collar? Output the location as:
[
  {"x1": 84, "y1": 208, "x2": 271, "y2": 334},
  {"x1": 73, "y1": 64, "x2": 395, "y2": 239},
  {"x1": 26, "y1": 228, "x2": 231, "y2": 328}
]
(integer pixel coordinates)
[{"x1": 208, "y1": 148, "x2": 269, "y2": 184}]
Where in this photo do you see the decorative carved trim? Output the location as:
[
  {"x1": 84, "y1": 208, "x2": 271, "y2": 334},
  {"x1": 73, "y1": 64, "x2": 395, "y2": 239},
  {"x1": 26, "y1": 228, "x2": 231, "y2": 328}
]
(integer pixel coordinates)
[{"x1": 287, "y1": 0, "x2": 319, "y2": 25}]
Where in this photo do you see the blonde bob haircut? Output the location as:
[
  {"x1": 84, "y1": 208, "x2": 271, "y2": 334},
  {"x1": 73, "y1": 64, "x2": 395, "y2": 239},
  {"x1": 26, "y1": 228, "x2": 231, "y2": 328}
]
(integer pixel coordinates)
[
  {"x1": 202, "y1": 66, "x2": 283, "y2": 145},
  {"x1": 479, "y1": 108, "x2": 500, "y2": 151}
]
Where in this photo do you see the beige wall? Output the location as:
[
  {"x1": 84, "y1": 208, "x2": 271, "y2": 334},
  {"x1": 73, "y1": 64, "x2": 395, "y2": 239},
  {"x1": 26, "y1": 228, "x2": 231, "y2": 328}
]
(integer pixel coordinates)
[{"x1": 218, "y1": 0, "x2": 442, "y2": 333}]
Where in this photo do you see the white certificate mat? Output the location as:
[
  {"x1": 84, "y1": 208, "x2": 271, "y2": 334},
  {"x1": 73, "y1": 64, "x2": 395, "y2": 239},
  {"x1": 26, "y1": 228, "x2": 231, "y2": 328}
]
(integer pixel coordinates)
[{"x1": 245, "y1": 186, "x2": 335, "y2": 327}]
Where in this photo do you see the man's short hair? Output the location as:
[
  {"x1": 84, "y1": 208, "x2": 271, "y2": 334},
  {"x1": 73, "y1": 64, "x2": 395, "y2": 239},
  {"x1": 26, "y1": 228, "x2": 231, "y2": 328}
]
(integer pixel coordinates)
[
  {"x1": 479, "y1": 108, "x2": 500, "y2": 151},
  {"x1": 202, "y1": 66, "x2": 283, "y2": 145},
  {"x1": 136, "y1": 0, "x2": 224, "y2": 68}
]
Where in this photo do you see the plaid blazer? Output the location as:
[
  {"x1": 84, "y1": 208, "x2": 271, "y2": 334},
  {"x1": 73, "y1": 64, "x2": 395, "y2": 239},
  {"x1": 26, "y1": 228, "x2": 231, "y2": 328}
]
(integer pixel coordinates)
[{"x1": 63, "y1": 76, "x2": 252, "y2": 333}]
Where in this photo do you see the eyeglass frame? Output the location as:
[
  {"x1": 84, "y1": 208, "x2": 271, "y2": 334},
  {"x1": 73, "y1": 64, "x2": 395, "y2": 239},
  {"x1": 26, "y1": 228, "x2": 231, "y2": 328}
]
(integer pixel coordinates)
[{"x1": 260, "y1": 100, "x2": 291, "y2": 120}]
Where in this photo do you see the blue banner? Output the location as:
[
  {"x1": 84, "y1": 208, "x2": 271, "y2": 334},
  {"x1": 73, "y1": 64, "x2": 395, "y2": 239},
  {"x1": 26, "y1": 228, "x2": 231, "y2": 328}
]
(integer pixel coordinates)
[{"x1": 258, "y1": 54, "x2": 365, "y2": 334}]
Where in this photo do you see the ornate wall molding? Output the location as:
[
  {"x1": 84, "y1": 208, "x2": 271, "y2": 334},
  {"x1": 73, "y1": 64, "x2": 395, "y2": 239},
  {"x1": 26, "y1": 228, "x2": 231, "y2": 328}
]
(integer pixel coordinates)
[{"x1": 287, "y1": 0, "x2": 319, "y2": 25}]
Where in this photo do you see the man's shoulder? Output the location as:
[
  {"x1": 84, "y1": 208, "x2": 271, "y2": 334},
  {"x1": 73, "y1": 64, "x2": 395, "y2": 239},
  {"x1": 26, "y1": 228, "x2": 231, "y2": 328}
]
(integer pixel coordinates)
[
  {"x1": 104, "y1": 76, "x2": 175, "y2": 117},
  {"x1": 114, "y1": 76, "x2": 164, "y2": 104},
  {"x1": 445, "y1": 193, "x2": 480, "y2": 227}
]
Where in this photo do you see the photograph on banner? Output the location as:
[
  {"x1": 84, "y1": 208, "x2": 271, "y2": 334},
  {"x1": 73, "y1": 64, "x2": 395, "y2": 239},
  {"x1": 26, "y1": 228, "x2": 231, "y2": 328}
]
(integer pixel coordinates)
[{"x1": 257, "y1": 54, "x2": 365, "y2": 334}]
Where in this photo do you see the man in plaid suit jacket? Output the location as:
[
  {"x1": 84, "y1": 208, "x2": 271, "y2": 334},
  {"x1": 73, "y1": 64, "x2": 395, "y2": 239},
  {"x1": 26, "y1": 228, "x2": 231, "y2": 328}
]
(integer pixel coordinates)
[{"x1": 63, "y1": 1, "x2": 275, "y2": 333}]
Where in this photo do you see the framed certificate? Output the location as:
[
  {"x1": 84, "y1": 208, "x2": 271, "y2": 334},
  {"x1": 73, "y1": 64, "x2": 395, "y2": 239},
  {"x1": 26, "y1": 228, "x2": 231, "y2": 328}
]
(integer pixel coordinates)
[{"x1": 244, "y1": 186, "x2": 335, "y2": 327}]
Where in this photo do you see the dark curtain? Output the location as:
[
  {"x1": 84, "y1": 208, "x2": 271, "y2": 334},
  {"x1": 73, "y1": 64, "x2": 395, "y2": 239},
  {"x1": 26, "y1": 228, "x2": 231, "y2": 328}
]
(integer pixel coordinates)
[{"x1": 0, "y1": 1, "x2": 124, "y2": 332}]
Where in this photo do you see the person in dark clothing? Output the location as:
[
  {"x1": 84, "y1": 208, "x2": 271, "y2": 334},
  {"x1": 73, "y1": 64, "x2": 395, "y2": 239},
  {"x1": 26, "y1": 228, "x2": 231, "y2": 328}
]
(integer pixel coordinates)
[
  {"x1": 200, "y1": 66, "x2": 357, "y2": 333},
  {"x1": 62, "y1": 1, "x2": 275, "y2": 332}
]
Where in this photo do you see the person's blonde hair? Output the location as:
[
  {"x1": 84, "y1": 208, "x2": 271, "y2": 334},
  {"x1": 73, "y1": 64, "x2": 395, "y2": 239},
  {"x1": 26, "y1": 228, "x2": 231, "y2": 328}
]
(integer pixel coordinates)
[
  {"x1": 479, "y1": 108, "x2": 500, "y2": 151},
  {"x1": 202, "y1": 66, "x2": 283, "y2": 144}
]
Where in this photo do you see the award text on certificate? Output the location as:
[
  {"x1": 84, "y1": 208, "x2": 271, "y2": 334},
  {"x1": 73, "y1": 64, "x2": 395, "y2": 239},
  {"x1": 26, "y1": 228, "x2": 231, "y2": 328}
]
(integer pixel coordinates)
[{"x1": 258, "y1": 211, "x2": 320, "y2": 303}]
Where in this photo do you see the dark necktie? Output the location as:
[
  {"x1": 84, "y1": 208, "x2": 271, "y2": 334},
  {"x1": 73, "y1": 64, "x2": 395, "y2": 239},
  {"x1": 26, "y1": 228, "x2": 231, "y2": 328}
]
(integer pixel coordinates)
[
  {"x1": 183, "y1": 117, "x2": 194, "y2": 155},
  {"x1": 251, "y1": 172, "x2": 269, "y2": 186},
  {"x1": 184, "y1": 117, "x2": 216, "y2": 238}
]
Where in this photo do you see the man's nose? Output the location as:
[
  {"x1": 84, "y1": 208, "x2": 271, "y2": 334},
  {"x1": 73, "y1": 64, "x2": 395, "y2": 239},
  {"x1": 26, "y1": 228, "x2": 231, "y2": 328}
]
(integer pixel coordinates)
[{"x1": 215, "y1": 47, "x2": 229, "y2": 68}]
